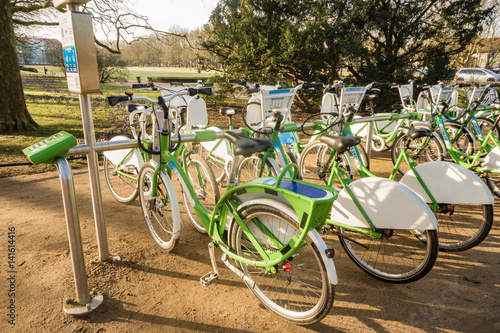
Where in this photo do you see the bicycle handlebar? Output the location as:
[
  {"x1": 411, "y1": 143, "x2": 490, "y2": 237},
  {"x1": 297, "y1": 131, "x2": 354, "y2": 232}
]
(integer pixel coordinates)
[
  {"x1": 107, "y1": 95, "x2": 131, "y2": 106},
  {"x1": 131, "y1": 82, "x2": 155, "y2": 89},
  {"x1": 302, "y1": 82, "x2": 324, "y2": 89},
  {"x1": 188, "y1": 87, "x2": 212, "y2": 96}
]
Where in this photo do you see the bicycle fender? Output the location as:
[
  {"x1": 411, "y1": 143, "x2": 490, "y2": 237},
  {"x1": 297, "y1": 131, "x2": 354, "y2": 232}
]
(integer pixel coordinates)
[
  {"x1": 233, "y1": 198, "x2": 337, "y2": 285},
  {"x1": 482, "y1": 147, "x2": 500, "y2": 171},
  {"x1": 331, "y1": 178, "x2": 438, "y2": 230},
  {"x1": 400, "y1": 161, "x2": 494, "y2": 204},
  {"x1": 103, "y1": 136, "x2": 143, "y2": 168}
]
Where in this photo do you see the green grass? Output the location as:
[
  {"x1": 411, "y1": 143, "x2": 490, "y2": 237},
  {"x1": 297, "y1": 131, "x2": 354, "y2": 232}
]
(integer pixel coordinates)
[
  {"x1": 0, "y1": 73, "x2": 227, "y2": 170},
  {"x1": 26, "y1": 65, "x2": 216, "y2": 81}
]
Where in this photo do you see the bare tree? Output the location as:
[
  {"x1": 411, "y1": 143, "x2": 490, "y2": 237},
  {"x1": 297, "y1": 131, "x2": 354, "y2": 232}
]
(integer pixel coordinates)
[{"x1": 0, "y1": 0, "x2": 188, "y2": 133}]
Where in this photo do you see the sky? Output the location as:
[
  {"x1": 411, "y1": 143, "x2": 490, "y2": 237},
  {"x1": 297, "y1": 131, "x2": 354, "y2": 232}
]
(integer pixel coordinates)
[
  {"x1": 131, "y1": 0, "x2": 219, "y2": 32},
  {"x1": 45, "y1": 0, "x2": 219, "y2": 40}
]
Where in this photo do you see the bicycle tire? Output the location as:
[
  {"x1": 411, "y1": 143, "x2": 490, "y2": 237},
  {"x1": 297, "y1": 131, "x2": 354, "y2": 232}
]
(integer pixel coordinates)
[
  {"x1": 298, "y1": 140, "x2": 337, "y2": 186},
  {"x1": 442, "y1": 121, "x2": 475, "y2": 158},
  {"x1": 337, "y1": 227, "x2": 438, "y2": 283},
  {"x1": 485, "y1": 172, "x2": 500, "y2": 198},
  {"x1": 104, "y1": 156, "x2": 139, "y2": 204},
  {"x1": 182, "y1": 154, "x2": 220, "y2": 234},
  {"x1": 432, "y1": 204, "x2": 493, "y2": 251},
  {"x1": 200, "y1": 145, "x2": 227, "y2": 184},
  {"x1": 138, "y1": 163, "x2": 180, "y2": 251},
  {"x1": 391, "y1": 132, "x2": 443, "y2": 175},
  {"x1": 238, "y1": 155, "x2": 279, "y2": 184},
  {"x1": 230, "y1": 204, "x2": 335, "y2": 325},
  {"x1": 298, "y1": 140, "x2": 368, "y2": 188},
  {"x1": 476, "y1": 116, "x2": 500, "y2": 151}
]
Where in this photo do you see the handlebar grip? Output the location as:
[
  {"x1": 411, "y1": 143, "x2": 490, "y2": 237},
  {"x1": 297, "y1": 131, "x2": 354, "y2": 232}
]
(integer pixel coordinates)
[
  {"x1": 457, "y1": 83, "x2": 472, "y2": 88},
  {"x1": 302, "y1": 82, "x2": 324, "y2": 89},
  {"x1": 416, "y1": 84, "x2": 430, "y2": 89},
  {"x1": 489, "y1": 83, "x2": 500, "y2": 87},
  {"x1": 229, "y1": 79, "x2": 246, "y2": 84},
  {"x1": 132, "y1": 83, "x2": 150, "y2": 89},
  {"x1": 247, "y1": 87, "x2": 260, "y2": 94},
  {"x1": 107, "y1": 95, "x2": 130, "y2": 106},
  {"x1": 202, "y1": 82, "x2": 214, "y2": 87},
  {"x1": 188, "y1": 87, "x2": 212, "y2": 96}
]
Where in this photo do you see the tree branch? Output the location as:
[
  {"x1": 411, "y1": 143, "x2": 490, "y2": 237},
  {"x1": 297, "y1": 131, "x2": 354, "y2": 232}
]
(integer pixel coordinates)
[{"x1": 12, "y1": 19, "x2": 59, "y2": 26}]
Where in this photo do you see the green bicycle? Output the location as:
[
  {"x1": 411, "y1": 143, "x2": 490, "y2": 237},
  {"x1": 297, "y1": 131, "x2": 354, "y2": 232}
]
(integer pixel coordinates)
[{"x1": 135, "y1": 87, "x2": 338, "y2": 325}]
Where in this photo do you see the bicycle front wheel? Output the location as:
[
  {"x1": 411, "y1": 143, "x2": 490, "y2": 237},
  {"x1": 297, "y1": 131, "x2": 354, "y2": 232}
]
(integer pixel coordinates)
[
  {"x1": 337, "y1": 227, "x2": 438, "y2": 283},
  {"x1": 104, "y1": 156, "x2": 139, "y2": 204},
  {"x1": 391, "y1": 133, "x2": 443, "y2": 175},
  {"x1": 298, "y1": 140, "x2": 336, "y2": 186},
  {"x1": 238, "y1": 155, "x2": 279, "y2": 184},
  {"x1": 182, "y1": 154, "x2": 220, "y2": 234},
  {"x1": 138, "y1": 163, "x2": 180, "y2": 251},
  {"x1": 230, "y1": 204, "x2": 335, "y2": 325}
]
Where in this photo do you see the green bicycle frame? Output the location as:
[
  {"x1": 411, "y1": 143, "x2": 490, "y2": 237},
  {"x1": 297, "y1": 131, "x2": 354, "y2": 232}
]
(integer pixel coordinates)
[{"x1": 151, "y1": 129, "x2": 336, "y2": 271}]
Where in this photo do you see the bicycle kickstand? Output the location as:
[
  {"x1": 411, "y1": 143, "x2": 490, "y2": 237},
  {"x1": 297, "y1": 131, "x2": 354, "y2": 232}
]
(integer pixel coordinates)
[{"x1": 200, "y1": 242, "x2": 219, "y2": 286}]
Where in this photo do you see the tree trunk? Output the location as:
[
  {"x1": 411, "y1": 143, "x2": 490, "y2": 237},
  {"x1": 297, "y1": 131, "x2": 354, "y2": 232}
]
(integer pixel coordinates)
[{"x1": 0, "y1": 0, "x2": 38, "y2": 133}]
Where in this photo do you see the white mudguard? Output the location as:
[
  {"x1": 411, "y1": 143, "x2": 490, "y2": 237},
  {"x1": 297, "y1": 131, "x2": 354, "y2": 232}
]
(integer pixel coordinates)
[
  {"x1": 199, "y1": 127, "x2": 233, "y2": 163},
  {"x1": 482, "y1": 147, "x2": 500, "y2": 170},
  {"x1": 400, "y1": 161, "x2": 494, "y2": 204},
  {"x1": 331, "y1": 177, "x2": 438, "y2": 230},
  {"x1": 103, "y1": 136, "x2": 143, "y2": 169}
]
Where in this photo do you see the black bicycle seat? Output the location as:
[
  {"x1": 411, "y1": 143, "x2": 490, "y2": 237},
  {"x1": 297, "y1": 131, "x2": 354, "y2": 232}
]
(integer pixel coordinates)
[
  {"x1": 320, "y1": 135, "x2": 362, "y2": 154},
  {"x1": 399, "y1": 126, "x2": 432, "y2": 139},
  {"x1": 392, "y1": 104, "x2": 404, "y2": 111},
  {"x1": 223, "y1": 132, "x2": 272, "y2": 157},
  {"x1": 220, "y1": 107, "x2": 236, "y2": 116}
]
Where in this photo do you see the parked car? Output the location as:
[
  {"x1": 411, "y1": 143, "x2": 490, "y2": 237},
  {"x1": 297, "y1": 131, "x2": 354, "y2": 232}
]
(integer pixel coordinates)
[
  {"x1": 491, "y1": 68, "x2": 500, "y2": 75},
  {"x1": 454, "y1": 68, "x2": 500, "y2": 83}
]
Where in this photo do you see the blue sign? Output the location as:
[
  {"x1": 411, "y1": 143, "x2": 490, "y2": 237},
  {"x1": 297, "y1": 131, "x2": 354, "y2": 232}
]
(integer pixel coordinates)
[{"x1": 63, "y1": 46, "x2": 78, "y2": 73}]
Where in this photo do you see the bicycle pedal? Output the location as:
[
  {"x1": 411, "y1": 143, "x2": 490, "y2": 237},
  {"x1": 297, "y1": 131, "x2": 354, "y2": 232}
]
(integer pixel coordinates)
[{"x1": 200, "y1": 272, "x2": 219, "y2": 286}]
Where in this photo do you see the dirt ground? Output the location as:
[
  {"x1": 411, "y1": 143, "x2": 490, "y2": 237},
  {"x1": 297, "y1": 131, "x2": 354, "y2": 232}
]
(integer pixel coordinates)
[{"x1": 1, "y1": 151, "x2": 499, "y2": 333}]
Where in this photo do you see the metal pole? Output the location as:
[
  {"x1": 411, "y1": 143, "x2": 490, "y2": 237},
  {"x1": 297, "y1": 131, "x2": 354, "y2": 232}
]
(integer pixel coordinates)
[
  {"x1": 55, "y1": 157, "x2": 103, "y2": 315},
  {"x1": 365, "y1": 121, "x2": 374, "y2": 162},
  {"x1": 79, "y1": 93, "x2": 109, "y2": 261}
]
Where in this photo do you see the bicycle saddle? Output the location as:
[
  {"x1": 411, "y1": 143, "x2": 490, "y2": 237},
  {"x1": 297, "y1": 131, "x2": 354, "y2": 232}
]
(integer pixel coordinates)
[
  {"x1": 219, "y1": 107, "x2": 236, "y2": 116},
  {"x1": 363, "y1": 94, "x2": 378, "y2": 101},
  {"x1": 399, "y1": 126, "x2": 432, "y2": 140},
  {"x1": 392, "y1": 104, "x2": 404, "y2": 111},
  {"x1": 223, "y1": 132, "x2": 272, "y2": 157},
  {"x1": 320, "y1": 135, "x2": 362, "y2": 154}
]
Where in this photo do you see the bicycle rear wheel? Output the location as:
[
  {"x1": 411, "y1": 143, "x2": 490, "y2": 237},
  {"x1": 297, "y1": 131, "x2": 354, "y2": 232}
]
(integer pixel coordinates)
[
  {"x1": 230, "y1": 204, "x2": 335, "y2": 325},
  {"x1": 138, "y1": 163, "x2": 180, "y2": 251},
  {"x1": 337, "y1": 227, "x2": 438, "y2": 283},
  {"x1": 104, "y1": 156, "x2": 139, "y2": 204},
  {"x1": 182, "y1": 154, "x2": 220, "y2": 234},
  {"x1": 432, "y1": 204, "x2": 493, "y2": 251}
]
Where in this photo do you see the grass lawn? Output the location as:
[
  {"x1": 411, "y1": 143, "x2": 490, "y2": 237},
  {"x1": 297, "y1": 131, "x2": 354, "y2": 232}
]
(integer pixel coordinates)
[
  {"x1": 0, "y1": 73, "x2": 244, "y2": 176},
  {"x1": 25, "y1": 65, "x2": 216, "y2": 81}
]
